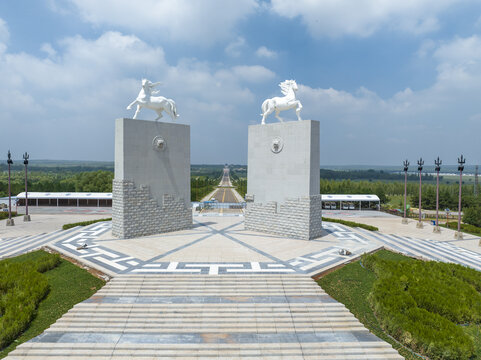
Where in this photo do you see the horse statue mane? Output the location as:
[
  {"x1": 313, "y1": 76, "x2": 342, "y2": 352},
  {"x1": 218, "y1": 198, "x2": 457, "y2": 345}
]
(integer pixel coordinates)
[
  {"x1": 261, "y1": 79, "x2": 303, "y2": 124},
  {"x1": 279, "y1": 80, "x2": 297, "y2": 96},
  {"x1": 126, "y1": 78, "x2": 179, "y2": 121}
]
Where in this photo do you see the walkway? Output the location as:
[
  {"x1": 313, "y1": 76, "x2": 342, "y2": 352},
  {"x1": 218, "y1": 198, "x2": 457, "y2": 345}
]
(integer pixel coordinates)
[
  {"x1": 3, "y1": 213, "x2": 481, "y2": 359},
  {"x1": 8, "y1": 274, "x2": 402, "y2": 359}
]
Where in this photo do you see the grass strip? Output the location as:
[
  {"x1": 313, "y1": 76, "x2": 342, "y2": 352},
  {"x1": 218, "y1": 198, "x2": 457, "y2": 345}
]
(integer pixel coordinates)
[
  {"x1": 322, "y1": 216, "x2": 379, "y2": 231},
  {"x1": 317, "y1": 249, "x2": 481, "y2": 360},
  {"x1": 62, "y1": 217, "x2": 112, "y2": 230},
  {"x1": 0, "y1": 250, "x2": 105, "y2": 358}
]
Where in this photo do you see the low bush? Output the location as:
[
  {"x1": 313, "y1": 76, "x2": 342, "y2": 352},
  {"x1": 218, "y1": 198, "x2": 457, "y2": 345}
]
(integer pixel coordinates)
[
  {"x1": 443, "y1": 220, "x2": 481, "y2": 235},
  {"x1": 322, "y1": 217, "x2": 379, "y2": 231},
  {"x1": 362, "y1": 252, "x2": 481, "y2": 359},
  {"x1": 62, "y1": 217, "x2": 112, "y2": 230},
  {"x1": 0, "y1": 252, "x2": 60, "y2": 350},
  {"x1": 0, "y1": 212, "x2": 19, "y2": 220}
]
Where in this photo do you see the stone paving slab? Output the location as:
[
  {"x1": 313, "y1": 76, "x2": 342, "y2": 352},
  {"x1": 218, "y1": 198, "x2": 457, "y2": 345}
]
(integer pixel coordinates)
[
  {"x1": 7, "y1": 274, "x2": 402, "y2": 359},
  {"x1": 47, "y1": 218, "x2": 380, "y2": 277}
]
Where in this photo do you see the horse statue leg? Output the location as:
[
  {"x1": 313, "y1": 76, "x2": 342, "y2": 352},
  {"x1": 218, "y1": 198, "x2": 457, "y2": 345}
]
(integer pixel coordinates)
[
  {"x1": 133, "y1": 104, "x2": 141, "y2": 119},
  {"x1": 275, "y1": 110, "x2": 284, "y2": 122},
  {"x1": 126, "y1": 99, "x2": 138, "y2": 110},
  {"x1": 154, "y1": 109, "x2": 164, "y2": 121},
  {"x1": 295, "y1": 101, "x2": 303, "y2": 121}
]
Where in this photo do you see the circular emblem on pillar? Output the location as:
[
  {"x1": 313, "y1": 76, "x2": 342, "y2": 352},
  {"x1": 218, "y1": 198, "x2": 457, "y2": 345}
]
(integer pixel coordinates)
[
  {"x1": 152, "y1": 136, "x2": 166, "y2": 151},
  {"x1": 271, "y1": 137, "x2": 283, "y2": 153}
]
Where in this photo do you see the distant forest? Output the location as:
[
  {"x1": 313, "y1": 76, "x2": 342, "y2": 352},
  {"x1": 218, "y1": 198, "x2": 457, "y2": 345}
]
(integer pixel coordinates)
[{"x1": 319, "y1": 169, "x2": 435, "y2": 182}]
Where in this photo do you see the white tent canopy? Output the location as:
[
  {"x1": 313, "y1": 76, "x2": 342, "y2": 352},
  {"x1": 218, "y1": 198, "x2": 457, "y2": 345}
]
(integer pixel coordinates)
[
  {"x1": 321, "y1": 194, "x2": 380, "y2": 202},
  {"x1": 16, "y1": 192, "x2": 112, "y2": 207},
  {"x1": 16, "y1": 192, "x2": 112, "y2": 199},
  {"x1": 321, "y1": 194, "x2": 380, "y2": 210}
]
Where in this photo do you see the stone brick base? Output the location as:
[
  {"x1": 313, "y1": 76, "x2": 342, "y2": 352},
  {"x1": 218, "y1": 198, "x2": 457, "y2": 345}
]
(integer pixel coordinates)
[
  {"x1": 245, "y1": 195, "x2": 322, "y2": 240},
  {"x1": 112, "y1": 179, "x2": 192, "y2": 239}
]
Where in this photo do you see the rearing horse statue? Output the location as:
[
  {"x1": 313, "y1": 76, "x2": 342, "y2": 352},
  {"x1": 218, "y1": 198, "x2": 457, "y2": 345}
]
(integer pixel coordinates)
[
  {"x1": 261, "y1": 80, "x2": 302, "y2": 124},
  {"x1": 127, "y1": 79, "x2": 179, "y2": 121}
]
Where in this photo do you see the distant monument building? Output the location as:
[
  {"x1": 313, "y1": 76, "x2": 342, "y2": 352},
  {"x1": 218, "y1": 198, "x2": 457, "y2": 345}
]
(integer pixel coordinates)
[
  {"x1": 112, "y1": 80, "x2": 191, "y2": 239},
  {"x1": 245, "y1": 81, "x2": 322, "y2": 240}
]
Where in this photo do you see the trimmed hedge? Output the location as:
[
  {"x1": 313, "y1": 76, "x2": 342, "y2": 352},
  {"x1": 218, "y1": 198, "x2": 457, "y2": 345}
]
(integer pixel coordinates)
[
  {"x1": 0, "y1": 252, "x2": 60, "y2": 349},
  {"x1": 0, "y1": 211, "x2": 19, "y2": 220},
  {"x1": 322, "y1": 217, "x2": 379, "y2": 231},
  {"x1": 362, "y1": 252, "x2": 481, "y2": 359},
  {"x1": 62, "y1": 218, "x2": 112, "y2": 230},
  {"x1": 443, "y1": 221, "x2": 481, "y2": 236}
]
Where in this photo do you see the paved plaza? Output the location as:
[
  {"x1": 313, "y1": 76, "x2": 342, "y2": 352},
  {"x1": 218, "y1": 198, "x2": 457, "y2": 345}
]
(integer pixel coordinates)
[{"x1": 1, "y1": 212, "x2": 480, "y2": 359}]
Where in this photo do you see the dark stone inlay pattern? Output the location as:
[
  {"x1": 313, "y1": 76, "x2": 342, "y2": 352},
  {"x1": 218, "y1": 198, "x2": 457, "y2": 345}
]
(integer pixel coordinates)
[
  {"x1": 31, "y1": 331, "x2": 380, "y2": 344},
  {"x1": 83, "y1": 295, "x2": 332, "y2": 304}
]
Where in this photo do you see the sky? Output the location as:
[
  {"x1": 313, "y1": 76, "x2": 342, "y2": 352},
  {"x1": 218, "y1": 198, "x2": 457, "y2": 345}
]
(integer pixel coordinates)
[{"x1": 1, "y1": 0, "x2": 481, "y2": 166}]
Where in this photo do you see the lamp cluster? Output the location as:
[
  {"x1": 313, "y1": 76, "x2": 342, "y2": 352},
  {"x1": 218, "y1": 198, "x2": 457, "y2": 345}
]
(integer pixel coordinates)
[
  {"x1": 5, "y1": 150, "x2": 31, "y2": 227},
  {"x1": 402, "y1": 155, "x2": 466, "y2": 239}
]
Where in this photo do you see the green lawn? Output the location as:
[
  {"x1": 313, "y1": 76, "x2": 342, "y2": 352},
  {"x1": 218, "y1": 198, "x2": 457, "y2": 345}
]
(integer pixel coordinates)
[
  {"x1": 0, "y1": 251, "x2": 105, "y2": 358},
  {"x1": 317, "y1": 250, "x2": 481, "y2": 360}
]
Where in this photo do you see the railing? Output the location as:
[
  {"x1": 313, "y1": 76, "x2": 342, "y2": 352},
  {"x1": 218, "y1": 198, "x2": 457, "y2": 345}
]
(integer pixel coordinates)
[{"x1": 196, "y1": 202, "x2": 246, "y2": 210}]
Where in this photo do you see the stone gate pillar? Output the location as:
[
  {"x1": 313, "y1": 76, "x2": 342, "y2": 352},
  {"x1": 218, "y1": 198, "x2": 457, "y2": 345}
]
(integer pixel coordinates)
[
  {"x1": 245, "y1": 120, "x2": 322, "y2": 240},
  {"x1": 112, "y1": 118, "x2": 192, "y2": 238}
]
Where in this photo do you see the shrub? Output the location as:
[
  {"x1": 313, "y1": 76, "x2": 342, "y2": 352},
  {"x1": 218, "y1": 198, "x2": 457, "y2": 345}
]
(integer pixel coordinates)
[
  {"x1": 0, "y1": 252, "x2": 60, "y2": 349},
  {"x1": 322, "y1": 217, "x2": 379, "y2": 231},
  {"x1": 0, "y1": 211, "x2": 19, "y2": 220},
  {"x1": 462, "y1": 206, "x2": 481, "y2": 228},
  {"x1": 444, "y1": 221, "x2": 481, "y2": 235},
  {"x1": 62, "y1": 218, "x2": 111, "y2": 230},
  {"x1": 362, "y1": 252, "x2": 481, "y2": 359}
]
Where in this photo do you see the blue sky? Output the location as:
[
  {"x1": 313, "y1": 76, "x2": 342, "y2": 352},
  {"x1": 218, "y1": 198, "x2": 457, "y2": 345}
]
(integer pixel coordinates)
[{"x1": 1, "y1": 0, "x2": 481, "y2": 166}]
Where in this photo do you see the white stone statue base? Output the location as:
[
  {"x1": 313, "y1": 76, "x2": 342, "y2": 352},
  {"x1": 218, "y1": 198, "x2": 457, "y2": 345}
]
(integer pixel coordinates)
[
  {"x1": 112, "y1": 118, "x2": 192, "y2": 239},
  {"x1": 245, "y1": 120, "x2": 321, "y2": 240}
]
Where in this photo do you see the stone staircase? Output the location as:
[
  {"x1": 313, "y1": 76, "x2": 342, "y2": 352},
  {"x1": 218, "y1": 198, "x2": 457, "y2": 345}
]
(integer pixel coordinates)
[
  {"x1": 0, "y1": 226, "x2": 81, "y2": 260},
  {"x1": 8, "y1": 274, "x2": 402, "y2": 359}
]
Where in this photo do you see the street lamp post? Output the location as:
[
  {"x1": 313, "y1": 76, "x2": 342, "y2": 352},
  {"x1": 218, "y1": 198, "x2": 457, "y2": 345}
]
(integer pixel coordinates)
[
  {"x1": 433, "y1": 157, "x2": 442, "y2": 233},
  {"x1": 402, "y1": 160, "x2": 409, "y2": 224},
  {"x1": 456, "y1": 155, "x2": 465, "y2": 240},
  {"x1": 416, "y1": 157, "x2": 424, "y2": 229},
  {"x1": 6, "y1": 150, "x2": 14, "y2": 226},
  {"x1": 23, "y1": 152, "x2": 31, "y2": 222}
]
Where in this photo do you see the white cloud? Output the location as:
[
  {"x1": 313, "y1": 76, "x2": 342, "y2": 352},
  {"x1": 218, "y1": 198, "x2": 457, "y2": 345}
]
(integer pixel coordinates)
[
  {"x1": 232, "y1": 65, "x2": 276, "y2": 83},
  {"x1": 270, "y1": 0, "x2": 462, "y2": 38},
  {"x1": 256, "y1": 46, "x2": 277, "y2": 58},
  {"x1": 65, "y1": 0, "x2": 259, "y2": 45},
  {"x1": 225, "y1": 37, "x2": 247, "y2": 57},
  {"x1": 296, "y1": 34, "x2": 481, "y2": 163},
  {"x1": 0, "y1": 18, "x2": 9, "y2": 53},
  {"x1": 0, "y1": 31, "x2": 275, "y2": 163},
  {"x1": 40, "y1": 43, "x2": 57, "y2": 58}
]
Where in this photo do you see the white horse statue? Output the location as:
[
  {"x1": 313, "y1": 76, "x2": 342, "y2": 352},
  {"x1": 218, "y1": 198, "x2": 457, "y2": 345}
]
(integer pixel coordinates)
[
  {"x1": 127, "y1": 79, "x2": 179, "y2": 121},
  {"x1": 261, "y1": 80, "x2": 303, "y2": 124}
]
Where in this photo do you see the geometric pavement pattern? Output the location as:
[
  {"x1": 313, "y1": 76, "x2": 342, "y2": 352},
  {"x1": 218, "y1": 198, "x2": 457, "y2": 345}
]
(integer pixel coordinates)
[
  {"x1": 3, "y1": 220, "x2": 479, "y2": 275},
  {"x1": 47, "y1": 221, "x2": 379, "y2": 276}
]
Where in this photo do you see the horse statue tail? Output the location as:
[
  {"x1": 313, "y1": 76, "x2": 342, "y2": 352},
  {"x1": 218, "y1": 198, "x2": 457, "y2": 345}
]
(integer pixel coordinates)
[
  {"x1": 261, "y1": 99, "x2": 269, "y2": 116},
  {"x1": 168, "y1": 99, "x2": 180, "y2": 118}
]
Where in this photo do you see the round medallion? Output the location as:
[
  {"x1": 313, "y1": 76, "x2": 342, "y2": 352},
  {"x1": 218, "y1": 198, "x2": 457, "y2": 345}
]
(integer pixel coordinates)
[
  {"x1": 271, "y1": 136, "x2": 283, "y2": 153},
  {"x1": 152, "y1": 136, "x2": 166, "y2": 151}
]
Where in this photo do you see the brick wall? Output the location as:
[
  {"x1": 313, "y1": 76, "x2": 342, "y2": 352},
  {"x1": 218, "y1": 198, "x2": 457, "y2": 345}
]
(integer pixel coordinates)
[
  {"x1": 245, "y1": 195, "x2": 322, "y2": 240},
  {"x1": 112, "y1": 179, "x2": 192, "y2": 239}
]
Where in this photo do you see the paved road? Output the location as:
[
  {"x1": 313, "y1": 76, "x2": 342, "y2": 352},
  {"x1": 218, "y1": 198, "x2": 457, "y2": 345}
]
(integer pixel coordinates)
[
  {"x1": 219, "y1": 166, "x2": 232, "y2": 187},
  {"x1": 209, "y1": 187, "x2": 239, "y2": 203}
]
